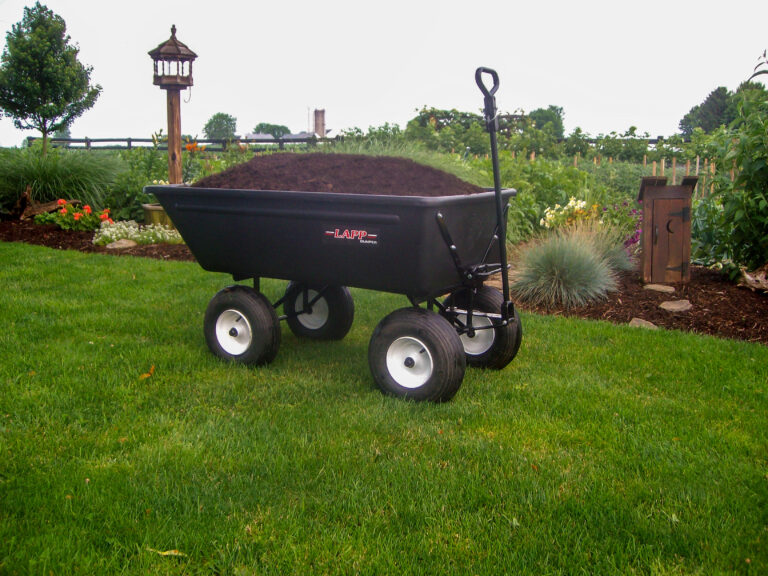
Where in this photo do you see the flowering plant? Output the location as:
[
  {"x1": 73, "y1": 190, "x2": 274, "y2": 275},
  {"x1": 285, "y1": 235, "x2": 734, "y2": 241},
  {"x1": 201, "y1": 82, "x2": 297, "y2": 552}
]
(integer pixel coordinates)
[
  {"x1": 92, "y1": 220, "x2": 183, "y2": 246},
  {"x1": 540, "y1": 197, "x2": 600, "y2": 229},
  {"x1": 34, "y1": 199, "x2": 113, "y2": 232}
]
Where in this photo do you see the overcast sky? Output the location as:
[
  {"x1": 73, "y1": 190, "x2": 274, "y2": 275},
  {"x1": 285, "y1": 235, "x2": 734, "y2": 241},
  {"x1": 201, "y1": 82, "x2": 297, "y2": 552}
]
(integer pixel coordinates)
[{"x1": 0, "y1": 0, "x2": 766, "y2": 147}]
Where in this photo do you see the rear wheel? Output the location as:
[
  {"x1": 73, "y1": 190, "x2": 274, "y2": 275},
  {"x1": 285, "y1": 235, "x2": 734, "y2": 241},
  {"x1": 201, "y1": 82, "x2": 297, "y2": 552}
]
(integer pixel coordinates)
[
  {"x1": 283, "y1": 282, "x2": 355, "y2": 340},
  {"x1": 368, "y1": 308, "x2": 466, "y2": 402},
  {"x1": 443, "y1": 286, "x2": 522, "y2": 369},
  {"x1": 204, "y1": 285, "x2": 280, "y2": 366}
]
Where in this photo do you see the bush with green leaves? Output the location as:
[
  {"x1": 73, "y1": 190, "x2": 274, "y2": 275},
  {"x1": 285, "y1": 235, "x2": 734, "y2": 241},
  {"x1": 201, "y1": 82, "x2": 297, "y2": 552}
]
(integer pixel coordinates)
[
  {"x1": 0, "y1": 145, "x2": 121, "y2": 212},
  {"x1": 101, "y1": 146, "x2": 167, "y2": 221},
  {"x1": 690, "y1": 89, "x2": 768, "y2": 274}
]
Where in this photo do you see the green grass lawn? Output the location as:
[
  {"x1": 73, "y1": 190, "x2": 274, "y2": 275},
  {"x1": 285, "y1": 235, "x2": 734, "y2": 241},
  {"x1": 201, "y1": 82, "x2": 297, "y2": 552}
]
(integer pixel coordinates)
[{"x1": 1, "y1": 242, "x2": 766, "y2": 575}]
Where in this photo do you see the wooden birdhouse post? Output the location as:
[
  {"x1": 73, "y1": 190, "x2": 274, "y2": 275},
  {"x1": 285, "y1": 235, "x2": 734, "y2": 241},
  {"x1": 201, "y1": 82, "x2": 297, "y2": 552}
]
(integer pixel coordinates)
[{"x1": 149, "y1": 25, "x2": 197, "y2": 184}]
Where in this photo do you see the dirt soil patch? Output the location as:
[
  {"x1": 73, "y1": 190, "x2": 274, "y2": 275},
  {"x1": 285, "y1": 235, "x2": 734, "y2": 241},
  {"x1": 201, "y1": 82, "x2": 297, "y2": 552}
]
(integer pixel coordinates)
[
  {"x1": 1, "y1": 219, "x2": 766, "y2": 345},
  {"x1": 193, "y1": 153, "x2": 485, "y2": 196}
]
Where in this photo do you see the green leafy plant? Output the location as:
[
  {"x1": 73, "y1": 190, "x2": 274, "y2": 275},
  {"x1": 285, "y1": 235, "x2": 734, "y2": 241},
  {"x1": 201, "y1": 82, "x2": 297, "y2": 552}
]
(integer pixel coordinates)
[
  {"x1": 34, "y1": 198, "x2": 112, "y2": 231},
  {"x1": 101, "y1": 144, "x2": 166, "y2": 221}
]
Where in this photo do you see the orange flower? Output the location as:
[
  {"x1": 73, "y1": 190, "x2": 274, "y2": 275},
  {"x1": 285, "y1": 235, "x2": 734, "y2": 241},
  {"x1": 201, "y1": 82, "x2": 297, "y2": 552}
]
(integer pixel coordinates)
[
  {"x1": 99, "y1": 213, "x2": 110, "y2": 221},
  {"x1": 60, "y1": 208, "x2": 68, "y2": 214},
  {"x1": 83, "y1": 205, "x2": 92, "y2": 214},
  {"x1": 57, "y1": 199, "x2": 67, "y2": 206},
  {"x1": 73, "y1": 212, "x2": 82, "y2": 221}
]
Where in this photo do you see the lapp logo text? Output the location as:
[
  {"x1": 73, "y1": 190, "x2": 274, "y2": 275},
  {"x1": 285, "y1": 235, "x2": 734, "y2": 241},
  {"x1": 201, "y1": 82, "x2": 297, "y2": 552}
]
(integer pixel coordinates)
[{"x1": 324, "y1": 227, "x2": 379, "y2": 246}]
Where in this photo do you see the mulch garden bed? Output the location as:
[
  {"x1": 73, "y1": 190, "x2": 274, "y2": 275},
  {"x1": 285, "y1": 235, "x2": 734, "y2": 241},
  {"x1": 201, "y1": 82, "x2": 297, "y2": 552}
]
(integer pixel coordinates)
[{"x1": 1, "y1": 152, "x2": 765, "y2": 344}]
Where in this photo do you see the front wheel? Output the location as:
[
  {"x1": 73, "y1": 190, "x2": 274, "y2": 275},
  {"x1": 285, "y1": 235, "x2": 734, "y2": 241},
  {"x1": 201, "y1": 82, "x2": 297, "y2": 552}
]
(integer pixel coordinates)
[
  {"x1": 443, "y1": 286, "x2": 522, "y2": 369},
  {"x1": 204, "y1": 285, "x2": 281, "y2": 366},
  {"x1": 368, "y1": 308, "x2": 466, "y2": 402}
]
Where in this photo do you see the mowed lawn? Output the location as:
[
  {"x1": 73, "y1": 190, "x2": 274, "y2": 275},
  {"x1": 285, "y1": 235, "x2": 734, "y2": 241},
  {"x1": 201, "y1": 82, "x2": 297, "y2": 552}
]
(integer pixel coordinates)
[{"x1": 1, "y1": 241, "x2": 766, "y2": 575}]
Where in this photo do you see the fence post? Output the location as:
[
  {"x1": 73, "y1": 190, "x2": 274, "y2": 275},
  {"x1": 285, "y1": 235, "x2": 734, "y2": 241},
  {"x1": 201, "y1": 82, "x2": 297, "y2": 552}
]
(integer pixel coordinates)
[{"x1": 672, "y1": 157, "x2": 677, "y2": 185}]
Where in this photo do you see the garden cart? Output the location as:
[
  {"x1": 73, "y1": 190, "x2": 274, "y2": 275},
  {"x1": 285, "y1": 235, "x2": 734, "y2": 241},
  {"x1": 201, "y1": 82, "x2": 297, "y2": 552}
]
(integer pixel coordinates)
[{"x1": 145, "y1": 67, "x2": 521, "y2": 401}]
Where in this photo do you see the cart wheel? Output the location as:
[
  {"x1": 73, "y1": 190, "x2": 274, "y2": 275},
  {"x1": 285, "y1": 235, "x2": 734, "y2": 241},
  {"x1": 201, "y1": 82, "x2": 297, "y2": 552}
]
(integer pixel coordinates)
[
  {"x1": 204, "y1": 285, "x2": 281, "y2": 366},
  {"x1": 368, "y1": 308, "x2": 466, "y2": 402},
  {"x1": 283, "y1": 282, "x2": 354, "y2": 340},
  {"x1": 443, "y1": 286, "x2": 522, "y2": 369}
]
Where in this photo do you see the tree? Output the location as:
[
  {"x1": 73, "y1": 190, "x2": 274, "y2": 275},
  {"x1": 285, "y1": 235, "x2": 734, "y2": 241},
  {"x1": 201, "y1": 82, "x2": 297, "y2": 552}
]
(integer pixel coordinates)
[
  {"x1": 203, "y1": 112, "x2": 237, "y2": 140},
  {"x1": 528, "y1": 105, "x2": 564, "y2": 140},
  {"x1": 679, "y1": 83, "x2": 768, "y2": 136},
  {"x1": 252, "y1": 122, "x2": 290, "y2": 139},
  {"x1": 0, "y1": 3, "x2": 101, "y2": 155},
  {"x1": 678, "y1": 87, "x2": 731, "y2": 136}
]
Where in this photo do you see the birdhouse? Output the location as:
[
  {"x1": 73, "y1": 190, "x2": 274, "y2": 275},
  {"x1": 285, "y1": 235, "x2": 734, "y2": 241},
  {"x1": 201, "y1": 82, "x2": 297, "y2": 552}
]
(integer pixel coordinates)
[
  {"x1": 148, "y1": 25, "x2": 197, "y2": 90},
  {"x1": 637, "y1": 176, "x2": 698, "y2": 284}
]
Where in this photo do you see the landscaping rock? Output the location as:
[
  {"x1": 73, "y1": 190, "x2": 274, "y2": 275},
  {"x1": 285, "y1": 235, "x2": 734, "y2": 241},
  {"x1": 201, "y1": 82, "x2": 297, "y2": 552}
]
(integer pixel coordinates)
[
  {"x1": 659, "y1": 299, "x2": 692, "y2": 312},
  {"x1": 644, "y1": 284, "x2": 676, "y2": 294},
  {"x1": 629, "y1": 318, "x2": 658, "y2": 329},
  {"x1": 106, "y1": 239, "x2": 138, "y2": 250}
]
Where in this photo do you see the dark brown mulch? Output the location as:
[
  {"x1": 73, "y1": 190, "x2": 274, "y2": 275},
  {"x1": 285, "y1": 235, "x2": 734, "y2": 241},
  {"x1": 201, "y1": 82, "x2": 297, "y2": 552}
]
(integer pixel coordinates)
[
  {"x1": 1, "y1": 218, "x2": 766, "y2": 345},
  {"x1": 193, "y1": 153, "x2": 485, "y2": 196},
  {"x1": 0, "y1": 219, "x2": 195, "y2": 261},
  {"x1": 497, "y1": 267, "x2": 768, "y2": 345}
]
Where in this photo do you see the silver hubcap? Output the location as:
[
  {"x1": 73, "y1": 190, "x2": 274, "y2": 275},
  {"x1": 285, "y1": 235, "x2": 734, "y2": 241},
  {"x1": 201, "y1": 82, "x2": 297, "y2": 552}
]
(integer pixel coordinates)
[
  {"x1": 457, "y1": 314, "x2": 495, "y2": 356},
  {"x1": 386, "y1": 336, "x2": 433, "y2": 389},
  {"x1": 215, "y1": 309, "x2": 253, "y2": 355},
  {"x1": 297, "y1": 290, "x2": 329, "y2": 330}
]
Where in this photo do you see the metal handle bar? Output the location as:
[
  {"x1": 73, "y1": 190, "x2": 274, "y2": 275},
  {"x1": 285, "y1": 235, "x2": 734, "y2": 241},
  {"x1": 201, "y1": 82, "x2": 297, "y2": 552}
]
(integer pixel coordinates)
[{"x1": 475, "y1": 67, "x2": 499, "y2": 97}]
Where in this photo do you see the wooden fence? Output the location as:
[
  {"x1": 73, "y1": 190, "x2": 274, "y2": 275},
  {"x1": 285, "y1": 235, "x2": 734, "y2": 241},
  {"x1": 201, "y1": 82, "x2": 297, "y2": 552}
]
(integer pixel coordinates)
[{"x1": 25, "y1": 136, "x2": 333, "y2": 152}]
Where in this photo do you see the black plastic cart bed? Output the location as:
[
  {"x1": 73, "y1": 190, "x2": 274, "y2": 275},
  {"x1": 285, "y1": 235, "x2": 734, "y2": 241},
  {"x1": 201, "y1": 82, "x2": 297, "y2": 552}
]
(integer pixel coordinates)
[{"x1": 144, "y1": 67, "x2": 522, "y2": 402}]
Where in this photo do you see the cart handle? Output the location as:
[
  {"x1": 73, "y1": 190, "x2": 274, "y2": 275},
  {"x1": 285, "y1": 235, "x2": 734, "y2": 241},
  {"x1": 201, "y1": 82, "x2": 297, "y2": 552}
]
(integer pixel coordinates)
[{"x1": 475, "y1": 67, "x2": 499, "y2": 97}]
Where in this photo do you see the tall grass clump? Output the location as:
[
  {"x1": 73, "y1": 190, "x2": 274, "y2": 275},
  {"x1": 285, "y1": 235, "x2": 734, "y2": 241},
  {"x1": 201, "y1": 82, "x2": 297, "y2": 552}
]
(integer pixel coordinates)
[
  {"x1": 0, "y1": 146, "x2": 122, "y2": 211},
  {"x1": 510, "y1": 225, "x2": 627, "y2": 309}
]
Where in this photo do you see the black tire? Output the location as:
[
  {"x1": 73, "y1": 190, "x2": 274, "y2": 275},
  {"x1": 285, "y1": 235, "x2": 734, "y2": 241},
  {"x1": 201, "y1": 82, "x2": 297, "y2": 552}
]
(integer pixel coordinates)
[
  {"x1": 443, "y1": 286, "x2": 522, "y2": 369},
  {"x1": 204, "y1": 285, "x2": 281, "y2": 366},
  {"x1": 368, "y1": 308, "x2": 466, "y2": 402},
  {"x1": 283, "y1": 282, "x2": 354, "y2": 340}
]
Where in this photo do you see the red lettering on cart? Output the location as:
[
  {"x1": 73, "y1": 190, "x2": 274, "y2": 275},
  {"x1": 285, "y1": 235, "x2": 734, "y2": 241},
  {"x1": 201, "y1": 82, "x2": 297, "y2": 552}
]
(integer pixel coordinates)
[{"x1": 324, "y1": 228, "x2": 379, "y2": 245}]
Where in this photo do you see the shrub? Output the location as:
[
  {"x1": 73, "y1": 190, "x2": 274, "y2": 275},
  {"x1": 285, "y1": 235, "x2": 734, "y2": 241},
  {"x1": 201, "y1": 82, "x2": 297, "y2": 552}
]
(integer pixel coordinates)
[
  {"x1": 0, "y1": 146, "x2": 121, "y2": 212},
  {"x1": 510, "y1": 227, "x2": 620, "y2": 309},
  {"x1": 101, "y1": 146, "x2": 167, "y2": 221}
]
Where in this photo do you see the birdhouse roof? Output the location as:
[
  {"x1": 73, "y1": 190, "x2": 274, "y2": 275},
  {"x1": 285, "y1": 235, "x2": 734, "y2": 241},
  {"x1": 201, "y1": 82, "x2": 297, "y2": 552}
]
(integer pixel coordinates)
[{"x1": 148, "y1": 25, "x2": 197, "y2": 61}]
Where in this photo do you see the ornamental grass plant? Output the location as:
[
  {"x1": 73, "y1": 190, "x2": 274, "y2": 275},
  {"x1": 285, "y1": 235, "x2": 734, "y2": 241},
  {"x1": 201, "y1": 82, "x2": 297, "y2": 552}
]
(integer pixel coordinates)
[
  {"x1": 509, "y1": 219, "x2": 634, "y2": 309},
  {"x1": 0, "y1": 146, "x2": 122, "y2": 212},
  {"x1": 510, "y1": 230, "x2": 618, "y2": 309}
]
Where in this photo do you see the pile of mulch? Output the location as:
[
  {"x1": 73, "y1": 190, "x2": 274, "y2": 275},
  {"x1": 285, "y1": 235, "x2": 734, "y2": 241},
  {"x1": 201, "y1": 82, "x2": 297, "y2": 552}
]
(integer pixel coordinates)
[{"x1": 193, "y1": 153, "x2": 485, "y2": 196}]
